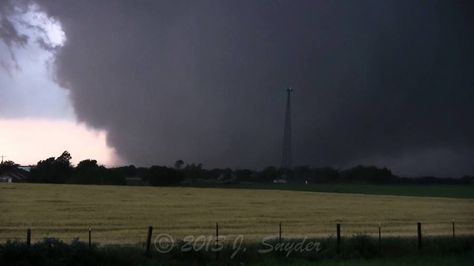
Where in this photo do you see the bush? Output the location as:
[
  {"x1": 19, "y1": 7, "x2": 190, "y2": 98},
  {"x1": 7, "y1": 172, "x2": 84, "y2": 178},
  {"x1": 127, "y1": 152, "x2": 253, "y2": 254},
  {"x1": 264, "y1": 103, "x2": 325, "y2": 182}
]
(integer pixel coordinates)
[
  {"x1": 1, "y1": 236, "x2": 473, "y2": 266},
  {"x1": 145, "y1": 166, "x2": 184, "y2": 186}
]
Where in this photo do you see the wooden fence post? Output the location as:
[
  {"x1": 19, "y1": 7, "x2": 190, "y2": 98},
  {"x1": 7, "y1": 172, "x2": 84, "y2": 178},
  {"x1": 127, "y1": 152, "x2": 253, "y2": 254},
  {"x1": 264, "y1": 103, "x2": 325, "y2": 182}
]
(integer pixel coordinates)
[
  {"x1": 279, "y1": 222, "x2": 282, "y2": 243},
  {"x1": 26, "y1": 228, "x2": 31, "y2": 246},
  {"x1": 336, "y1": 223, "x2": 341, "y2": 254},
  {"x1": 452, "y1": 221, "x2": 455, "y2": 239},
  {"x1": 417, "y1": 222, "x2": 422, "y2": 250},
  {"x1": 88, "y1": 227, "x2": 92, "y2": 249},
  {"x1": 146, "y1": 226, "x2": 153, "y2": 253},
  {"x1": 378, "y1": 224, "x2": 382, "y2": 253},
  {"x1": 215, "y1": 223, "x2": 219, "y2": 260}
]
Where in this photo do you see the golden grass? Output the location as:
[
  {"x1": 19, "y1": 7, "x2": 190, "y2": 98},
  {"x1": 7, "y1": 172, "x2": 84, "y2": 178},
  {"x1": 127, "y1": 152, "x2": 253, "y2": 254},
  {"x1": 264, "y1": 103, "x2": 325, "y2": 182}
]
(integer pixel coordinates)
[{"x1": 0, "y1": 183, "x2": 473, "y2": 244}]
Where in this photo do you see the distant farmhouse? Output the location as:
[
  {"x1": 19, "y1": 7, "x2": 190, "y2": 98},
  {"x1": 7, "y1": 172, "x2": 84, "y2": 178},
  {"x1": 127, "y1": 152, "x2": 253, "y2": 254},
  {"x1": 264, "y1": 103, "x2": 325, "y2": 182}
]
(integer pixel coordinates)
[{"x1": 0, "y1": 166, "x2": 30, "y2": 183}]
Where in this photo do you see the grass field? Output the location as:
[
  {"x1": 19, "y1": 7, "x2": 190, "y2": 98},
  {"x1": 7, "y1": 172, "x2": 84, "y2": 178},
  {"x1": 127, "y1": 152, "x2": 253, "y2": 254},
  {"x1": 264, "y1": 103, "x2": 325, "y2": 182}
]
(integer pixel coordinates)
[
  {"x1": 229, "y1": 183, "x2": 474, "y2": 199},
  {"x1": 1, "y1": 183, "x2": 473, "y2": 244}
]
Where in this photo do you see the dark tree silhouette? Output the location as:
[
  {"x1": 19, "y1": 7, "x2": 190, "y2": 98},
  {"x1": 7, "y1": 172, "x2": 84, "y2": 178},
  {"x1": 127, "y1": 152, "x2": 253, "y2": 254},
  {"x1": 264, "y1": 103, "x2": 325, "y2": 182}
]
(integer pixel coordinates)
[
  {"x1": 341, "y1": 165, "x2": 396, "y2": 184},
  {"x1": 0, "y1": 160, "x2": 18, "y2": 174},
  {"x1": 29, "y1": 151, "x2": 73, "y2": 183},
  {"x1": 174, "y1": 160, "x2": 184, "y2": 170},
  {"x1": 146, "y1": 166, "x2": 183, "y2": 186}
]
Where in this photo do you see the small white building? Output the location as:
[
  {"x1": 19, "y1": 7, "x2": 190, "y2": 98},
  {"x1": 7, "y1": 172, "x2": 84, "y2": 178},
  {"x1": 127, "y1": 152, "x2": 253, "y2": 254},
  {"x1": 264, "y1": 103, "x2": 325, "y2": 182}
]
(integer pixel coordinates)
[
  {"x1": 272, "y1": 178, "x2": 287, "y2": 184},
  {"x1": 0, "y1": 170, "x2": 28, "y2": 183},
  {"x1": 0, "y1": 175, "x2": 13, "y2": 183}
]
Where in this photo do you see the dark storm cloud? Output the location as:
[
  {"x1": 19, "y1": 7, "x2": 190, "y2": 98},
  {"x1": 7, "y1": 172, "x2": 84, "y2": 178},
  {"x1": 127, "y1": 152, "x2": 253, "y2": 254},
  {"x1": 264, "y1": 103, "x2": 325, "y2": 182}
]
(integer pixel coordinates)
[{"x1": 21, "y1": 0, "x2": 474, "y2": 176}]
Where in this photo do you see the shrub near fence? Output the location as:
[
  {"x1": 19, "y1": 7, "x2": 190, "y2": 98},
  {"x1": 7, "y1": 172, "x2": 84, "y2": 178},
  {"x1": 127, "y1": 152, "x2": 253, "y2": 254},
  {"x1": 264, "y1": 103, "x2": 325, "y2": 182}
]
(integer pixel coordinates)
[{"x1": 0, "y1": 234, "x2": 473, "y2": 266}]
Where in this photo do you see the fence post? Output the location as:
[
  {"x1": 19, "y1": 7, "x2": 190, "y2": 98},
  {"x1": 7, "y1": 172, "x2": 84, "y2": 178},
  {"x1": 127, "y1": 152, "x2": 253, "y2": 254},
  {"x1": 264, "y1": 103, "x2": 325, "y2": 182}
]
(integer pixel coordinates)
[
  {"x1": 88, "y1": 227, "x2": 92, "y2": 249},
  {"x1": 378, "y1": 224, "x2": 382, "y2": 253},
  {"x1": 452, "y1": 221, "x2": 455, "y2": 239},
  {"x1": 215, "y1": 223, "x2": 219, "y2": 260},
  {"x1": 336, "y1": 223, "x2": 341, "y2": 254},
  {"x1": 26, "y1": 228, "x2": 31, "y2": 246},
  {"x1": 146, "y1": 226, "x2": 153, "y2": 254},
  {"x1": 417, "y1": 222, "x2": 422, "y2": 250},
  {"x1": 279, "y1": 222, "x2": 282, "y2": 243}
]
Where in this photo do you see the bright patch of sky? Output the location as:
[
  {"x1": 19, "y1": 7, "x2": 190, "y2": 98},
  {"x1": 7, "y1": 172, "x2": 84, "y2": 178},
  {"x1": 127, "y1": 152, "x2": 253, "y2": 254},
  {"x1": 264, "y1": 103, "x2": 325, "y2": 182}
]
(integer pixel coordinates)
[
  {"x1": 0, "y1": 118, "x2": 119, "y2": 166},
  {"x1": 0, "y1": 4, "x2": 118, "y2": 166},
  {"x1": 0, "y1": 3, "x2": 73, "y2": 120}
]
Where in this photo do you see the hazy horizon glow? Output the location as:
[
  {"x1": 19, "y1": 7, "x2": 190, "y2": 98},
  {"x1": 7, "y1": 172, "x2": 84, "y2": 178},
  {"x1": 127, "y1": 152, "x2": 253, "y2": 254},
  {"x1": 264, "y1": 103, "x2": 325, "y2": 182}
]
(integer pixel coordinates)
[{"x1": 0, "y1": 118, "x2": 120, "y2": 166}]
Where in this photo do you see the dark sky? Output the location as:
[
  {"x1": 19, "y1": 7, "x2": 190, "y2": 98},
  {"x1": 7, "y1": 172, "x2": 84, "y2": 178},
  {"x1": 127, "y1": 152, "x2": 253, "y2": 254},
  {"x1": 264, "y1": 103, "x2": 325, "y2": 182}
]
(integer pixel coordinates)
[{"x1": 3, "y1": 0, "x2": 474, "y2": 176}]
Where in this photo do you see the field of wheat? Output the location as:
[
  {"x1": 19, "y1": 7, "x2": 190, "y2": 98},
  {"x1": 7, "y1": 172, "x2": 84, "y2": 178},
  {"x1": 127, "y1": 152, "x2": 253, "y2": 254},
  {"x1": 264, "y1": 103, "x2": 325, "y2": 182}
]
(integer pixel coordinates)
[{"x1": 1, "y1": 183, "x2": 473, "y2": 244}]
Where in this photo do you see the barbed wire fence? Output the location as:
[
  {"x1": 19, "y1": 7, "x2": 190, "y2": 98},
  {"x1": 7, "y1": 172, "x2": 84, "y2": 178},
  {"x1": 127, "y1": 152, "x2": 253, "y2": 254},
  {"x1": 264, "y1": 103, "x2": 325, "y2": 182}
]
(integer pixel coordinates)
[{"x1": 0, "y1": 220, "x2": 472, "y2": 251}]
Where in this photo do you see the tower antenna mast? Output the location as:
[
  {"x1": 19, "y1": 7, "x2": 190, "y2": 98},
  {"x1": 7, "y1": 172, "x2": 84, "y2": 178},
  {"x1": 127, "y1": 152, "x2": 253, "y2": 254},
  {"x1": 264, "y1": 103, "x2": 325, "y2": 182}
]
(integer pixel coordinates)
[{"x1": 281, "y1": 87, "x2": 293, "y2": 169}]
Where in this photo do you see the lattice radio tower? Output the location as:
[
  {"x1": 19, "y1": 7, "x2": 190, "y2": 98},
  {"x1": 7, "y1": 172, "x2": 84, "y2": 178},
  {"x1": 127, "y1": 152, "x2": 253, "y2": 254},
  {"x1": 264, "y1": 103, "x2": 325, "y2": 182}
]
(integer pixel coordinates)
[{"x1": 281, "y1": 87, "x2": 293, "y2": 169}]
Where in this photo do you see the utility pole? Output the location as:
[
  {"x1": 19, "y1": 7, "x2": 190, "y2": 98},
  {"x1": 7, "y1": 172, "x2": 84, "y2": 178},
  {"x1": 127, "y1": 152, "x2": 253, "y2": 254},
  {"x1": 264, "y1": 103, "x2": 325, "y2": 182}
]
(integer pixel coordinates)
[
  {"x1": 281, "y1": 87, "x2": 293, "y2": 169},
  {"x1": 0, "y1": 155, "x2": 6, "y2": 164}
]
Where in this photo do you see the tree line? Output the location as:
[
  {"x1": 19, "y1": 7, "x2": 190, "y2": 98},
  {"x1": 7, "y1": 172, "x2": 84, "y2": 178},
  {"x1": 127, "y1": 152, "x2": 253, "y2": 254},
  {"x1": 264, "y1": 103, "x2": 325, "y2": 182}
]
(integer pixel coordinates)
[{"x1": 1, "y1": 151, "x2": 473, "y2": 186}]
